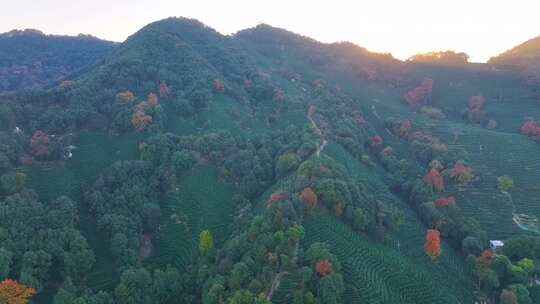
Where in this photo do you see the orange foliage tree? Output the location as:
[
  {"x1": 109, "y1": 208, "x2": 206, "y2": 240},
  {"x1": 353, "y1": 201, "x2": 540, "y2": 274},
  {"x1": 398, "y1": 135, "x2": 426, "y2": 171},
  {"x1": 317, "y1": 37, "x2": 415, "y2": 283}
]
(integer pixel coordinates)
[
  {"x1": 30, "y1": 130, "x2": 49, "y2": 157},
  {"x1": 0, "y1": 279, "x2": 36, "y2": 304},
  {"x1": 267, "y1": 191, "x2": 288, "y2": 207},
  {"x1": 299, "y1": 187, "x2": 318, "y2": 210},
  {"x1": 477, "y1": 250, "x2": 494, "y2": 267},
  {"x1": 423, "y1": 168, "x2": 444, "y2": 191},
  {"x1": 131, "y1": 110, "x2": 152, "y2": 132},
  {"x1": 147, "y1": 93, "x2": 158, "y2": 107},
  {"x1": 116, "y1": 90, "x2": 135, "y2": 103},
  {"x1": 315, "y1": 259, "x2": 333, "y2": 276},
  {"x1": 424, "y1": 229, "x2": 441, "y2": 259}
]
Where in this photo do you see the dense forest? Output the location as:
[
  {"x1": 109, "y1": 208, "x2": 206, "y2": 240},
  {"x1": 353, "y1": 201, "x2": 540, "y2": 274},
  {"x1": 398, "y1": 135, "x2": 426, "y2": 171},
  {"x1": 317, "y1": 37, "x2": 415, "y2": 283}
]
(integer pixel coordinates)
[
  {"x1": 1, "y1": 17, "x2": 540, "y2": 304},
  {"x1": 0, "y1": 29, "x2": 116, "y2": 91}
]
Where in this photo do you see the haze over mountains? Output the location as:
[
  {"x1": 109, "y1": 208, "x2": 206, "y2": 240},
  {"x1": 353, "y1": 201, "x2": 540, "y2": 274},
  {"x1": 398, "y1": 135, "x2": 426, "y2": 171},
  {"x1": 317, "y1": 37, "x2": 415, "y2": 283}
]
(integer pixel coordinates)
[{"x1": 1, "y1": 17, "x2": 540, "y2": 304}]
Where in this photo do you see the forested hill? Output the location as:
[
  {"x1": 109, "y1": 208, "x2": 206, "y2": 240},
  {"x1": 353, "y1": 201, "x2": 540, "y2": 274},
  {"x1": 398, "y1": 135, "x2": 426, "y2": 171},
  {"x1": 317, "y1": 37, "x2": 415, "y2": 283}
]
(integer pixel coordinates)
[
  {"x1": 489, "y1": 35, "x2": 540, "y2": 68},
  {"x1": 0, "y1": 29, "x2": 116, "y2": 91},
  {"x1": 1, "y1": 17, "x2": 540, "y2": 304}
]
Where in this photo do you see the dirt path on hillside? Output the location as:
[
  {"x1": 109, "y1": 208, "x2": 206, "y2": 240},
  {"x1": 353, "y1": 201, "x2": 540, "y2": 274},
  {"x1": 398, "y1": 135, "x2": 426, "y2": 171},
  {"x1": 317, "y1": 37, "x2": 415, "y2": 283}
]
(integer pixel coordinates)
[
  {"x1": 308, "y1": 107, "x2": 327, "y2": 157},
  {"x1": 266, "y1": 272, "x2": 283, "y2": 300}
]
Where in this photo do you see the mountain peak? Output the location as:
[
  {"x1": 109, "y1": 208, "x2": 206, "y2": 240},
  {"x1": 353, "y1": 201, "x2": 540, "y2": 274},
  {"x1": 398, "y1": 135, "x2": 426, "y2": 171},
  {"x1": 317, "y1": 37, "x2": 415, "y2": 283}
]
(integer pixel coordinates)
[{"x1": 1, "y1": 28, "x2": 45, "y2": 37}]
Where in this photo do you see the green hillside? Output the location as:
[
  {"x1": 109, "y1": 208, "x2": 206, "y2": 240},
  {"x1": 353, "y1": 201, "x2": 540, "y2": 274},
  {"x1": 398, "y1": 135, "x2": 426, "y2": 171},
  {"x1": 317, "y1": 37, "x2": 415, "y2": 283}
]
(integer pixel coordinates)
[
  {"x1": 1, "y1": 17, "x2": 540, "y2": 304},
  {"x1": 0, "y1": 29, "x2": 116, "y2": 91}
]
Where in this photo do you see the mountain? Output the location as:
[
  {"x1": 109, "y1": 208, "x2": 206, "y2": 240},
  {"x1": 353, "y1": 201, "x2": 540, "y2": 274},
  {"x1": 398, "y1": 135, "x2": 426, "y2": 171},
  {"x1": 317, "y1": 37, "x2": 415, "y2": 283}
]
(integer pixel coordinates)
[
  {"x1": 0, "y1": 29, "x2": 116, "y2": 91},
  {"x1": 489, "y1": 35, "x2": 540, "y2": 68},
  {"x1": 1, "y1": 17, "x2": 540, "y2": 304}
]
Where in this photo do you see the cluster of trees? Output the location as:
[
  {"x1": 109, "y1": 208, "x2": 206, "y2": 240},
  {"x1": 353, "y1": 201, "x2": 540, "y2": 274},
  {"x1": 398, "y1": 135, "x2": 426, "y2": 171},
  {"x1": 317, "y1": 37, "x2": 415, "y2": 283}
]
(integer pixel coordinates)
[
  {"x1": 382, "y1": 117, "x2": 486, "y2": 253},
  {"x1": 0, "y1": 29, "x2": 115, "y2": 91},
  {"x1": 85, "y1": 161, "x2": 162, "y2": 268},
  {"x1": 0, "y1": 18, "x2": 284, "y2": 136},
  {"x1": 295, "y1": 157, "x2": 404, "y2": 241},
  {"x1": 201, "y1": 193, "x2": 344, "y2": 304},
  {"x1": 140, "y1": 126, "x2": 320, "y2": 200},
  {"x1": 403, "y1": 78, "x2": 434, "y2": 108},
  {"x1": 0, "y1": 190, "x2": 94, "y2": 292},
  {"x1": 468, "y1": 249, "x2": 536, "y2": 303},
  {"x1": 408, "y1": 51, "x2": 469, "y2": 64}
]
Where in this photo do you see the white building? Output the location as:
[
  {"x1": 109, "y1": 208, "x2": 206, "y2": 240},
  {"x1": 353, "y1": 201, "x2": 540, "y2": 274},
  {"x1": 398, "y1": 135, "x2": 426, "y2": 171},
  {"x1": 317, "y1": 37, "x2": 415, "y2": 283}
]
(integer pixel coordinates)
[{"x1": 489, "y1": 240, "x2": 504, "y2": 251}]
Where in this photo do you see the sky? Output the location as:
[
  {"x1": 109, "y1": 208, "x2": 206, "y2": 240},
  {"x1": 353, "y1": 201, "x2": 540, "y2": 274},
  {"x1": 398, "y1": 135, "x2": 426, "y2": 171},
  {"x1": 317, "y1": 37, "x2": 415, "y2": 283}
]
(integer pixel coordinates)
[{"x1": 1, "y1": 0, "x2": 540, "y2": 62}]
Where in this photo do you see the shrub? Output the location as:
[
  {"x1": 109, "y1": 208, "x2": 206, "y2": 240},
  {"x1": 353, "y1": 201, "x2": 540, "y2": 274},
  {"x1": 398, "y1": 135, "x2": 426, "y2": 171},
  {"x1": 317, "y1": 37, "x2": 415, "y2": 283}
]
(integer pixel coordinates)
[
  {"x1": 420, "y1": 106, "x2": 446, "y2": 119},
  {"x1": 497, "y1": 175, "x2": 515, "y2": 191}
]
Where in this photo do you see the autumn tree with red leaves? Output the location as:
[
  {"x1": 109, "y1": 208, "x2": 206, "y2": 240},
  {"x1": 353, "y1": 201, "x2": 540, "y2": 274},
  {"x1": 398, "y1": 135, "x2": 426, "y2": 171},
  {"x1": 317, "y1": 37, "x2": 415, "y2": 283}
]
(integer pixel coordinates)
[
  {"x1": 213, "y1": 79, "x2": 225, "y2": 93},
  {"x1": 449, "y1": 163, "x2": 473, "y2": 184},
  {"x1": 435, "y1": 196, "x2": 456, "y2": 207},
  {"x1": 403, "y1": 78, "x2": 434, "y2": 108},
  {"x1": 424, "y1": 229, "x2": 441, "y2": 259},
  {"x1": 267, "y1": 191, "x2": 288, "y2": 207},
  {"x1": 116, "y1": 90, "x2": 135, "y2": 103},
  {"x1": 521, "y1": 117, "x2": 540, "y2": 138},
  {"x1": 299, "y1": 187, "x2": 318, "y2": 210},
  {"x1": 0, "y1": 279, "x2": 36, "y2": 304},
  {"x1": 315, "y1": 259, "x2": 333, "y2": 276},
  {"x1": 30, "y1": 130, "x2": 49, "y2": 158},
  {"x1": 369, "y1": 135, "x2": 383, "y2": 146},
  {"x1": 423, "y1": 168, "x2": 444, "y2": 191},
  {"x1": 159, "y1": 81, "x2": 170, "y2": 98}
]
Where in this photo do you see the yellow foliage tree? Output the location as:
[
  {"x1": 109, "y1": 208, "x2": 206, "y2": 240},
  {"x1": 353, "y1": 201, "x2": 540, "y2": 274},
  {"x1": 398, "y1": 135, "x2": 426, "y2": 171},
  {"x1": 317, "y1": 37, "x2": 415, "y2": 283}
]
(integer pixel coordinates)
[
  {"x1": 0, "y1": 279, "x2": 36, "y2": 304},
  {"x1": 199, "y1": 229, "x2": 214, "y2": 257},
  {"x1": 131, "y1": 110, "x2": 152, "y2": 131}
]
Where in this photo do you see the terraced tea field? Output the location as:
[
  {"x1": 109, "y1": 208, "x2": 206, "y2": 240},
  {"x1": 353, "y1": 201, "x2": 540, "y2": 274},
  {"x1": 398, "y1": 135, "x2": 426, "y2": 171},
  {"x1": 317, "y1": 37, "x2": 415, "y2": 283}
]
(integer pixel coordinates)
[
  {"x1": 147, "y1": 166, "x2": 233, "y2": 270},
  {"x1": 303, "y1": 215, "x2": 466, "y2": 304},
  {"x1": 22, "y1": 132, "x2": 143, "y2": 298},
  {"x1": 322, "y1": 142, "x2": 473, "y2": 301}
]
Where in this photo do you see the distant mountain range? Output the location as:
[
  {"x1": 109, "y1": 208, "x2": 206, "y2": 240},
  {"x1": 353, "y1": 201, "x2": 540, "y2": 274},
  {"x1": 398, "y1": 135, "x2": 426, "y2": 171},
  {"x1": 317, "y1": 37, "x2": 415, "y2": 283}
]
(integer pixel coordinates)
[
  {"x1": 1, "y1": 18, "x2": 540, "y2": 304},
  {"x1": 0, "y1": 29, "x2": 116, "y2": 91}
]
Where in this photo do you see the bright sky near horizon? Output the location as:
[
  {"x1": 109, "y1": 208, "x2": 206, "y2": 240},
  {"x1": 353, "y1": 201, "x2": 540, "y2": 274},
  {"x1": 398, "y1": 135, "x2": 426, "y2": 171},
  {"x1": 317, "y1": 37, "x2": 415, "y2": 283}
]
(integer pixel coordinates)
[{"x1": 1, "y1": 0, "x2": 539, "y2": 62}]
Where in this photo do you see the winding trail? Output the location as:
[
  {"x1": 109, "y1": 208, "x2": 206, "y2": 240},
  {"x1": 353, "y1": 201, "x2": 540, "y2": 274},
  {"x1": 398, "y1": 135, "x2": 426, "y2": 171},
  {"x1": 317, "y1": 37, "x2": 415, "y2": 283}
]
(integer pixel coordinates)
[
  {"x1": 266, "y1": 272, "x2": 284, "y2": 300},
  {"x1": 307, "y1": 108, "x2": 327, "y2": 157},
  {"x1": 502, "y1": 190, "x2": 540, "y2": 234}
]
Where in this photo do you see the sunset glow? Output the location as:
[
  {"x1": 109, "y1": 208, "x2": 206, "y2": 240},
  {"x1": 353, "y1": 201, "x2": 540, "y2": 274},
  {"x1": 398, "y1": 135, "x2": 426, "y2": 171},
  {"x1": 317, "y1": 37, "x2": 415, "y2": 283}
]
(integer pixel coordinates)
[{"x1": 2, "y1": 0, "x2": 539, "y2": 62}]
